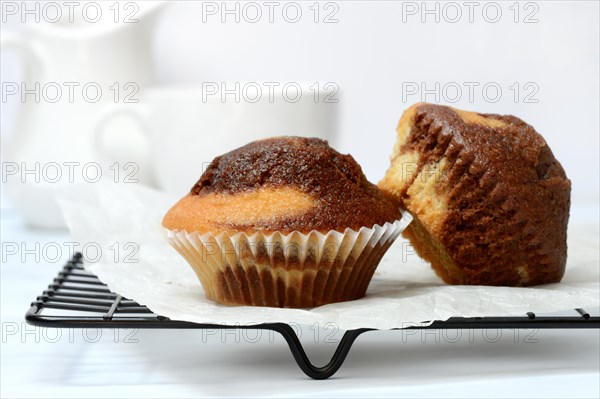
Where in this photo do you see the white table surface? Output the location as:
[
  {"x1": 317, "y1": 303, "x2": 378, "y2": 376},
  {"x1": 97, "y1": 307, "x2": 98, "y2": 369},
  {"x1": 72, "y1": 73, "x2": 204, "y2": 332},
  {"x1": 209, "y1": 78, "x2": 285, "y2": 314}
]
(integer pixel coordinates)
[{"x1": 1, "y1": 205, "x2": 599, "y2": 398}]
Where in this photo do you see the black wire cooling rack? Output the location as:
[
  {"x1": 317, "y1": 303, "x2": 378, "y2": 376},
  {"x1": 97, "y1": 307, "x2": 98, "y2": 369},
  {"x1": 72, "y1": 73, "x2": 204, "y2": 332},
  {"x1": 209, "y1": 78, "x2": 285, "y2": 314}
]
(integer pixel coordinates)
[{"x1": 25, "y1": 253, "x2": 600, "y2": 379}]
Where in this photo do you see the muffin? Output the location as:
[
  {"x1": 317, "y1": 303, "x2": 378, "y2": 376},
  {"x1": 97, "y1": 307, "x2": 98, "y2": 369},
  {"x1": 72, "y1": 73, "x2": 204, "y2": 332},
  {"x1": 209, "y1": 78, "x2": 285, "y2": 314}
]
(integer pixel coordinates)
[
  {"x1": 163, "y1": 136, "x2": 411, "y2": 307},
  {"x1": 379, "y1": 103, "x2": 571, "y2": 286}
]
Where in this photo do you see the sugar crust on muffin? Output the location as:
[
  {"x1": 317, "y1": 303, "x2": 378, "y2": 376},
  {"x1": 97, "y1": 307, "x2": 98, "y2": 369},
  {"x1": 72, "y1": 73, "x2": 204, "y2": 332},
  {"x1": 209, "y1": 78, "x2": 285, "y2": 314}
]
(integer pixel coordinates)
[{"x1": 164, "y1": 136, "x2": 401, "y2": 234}]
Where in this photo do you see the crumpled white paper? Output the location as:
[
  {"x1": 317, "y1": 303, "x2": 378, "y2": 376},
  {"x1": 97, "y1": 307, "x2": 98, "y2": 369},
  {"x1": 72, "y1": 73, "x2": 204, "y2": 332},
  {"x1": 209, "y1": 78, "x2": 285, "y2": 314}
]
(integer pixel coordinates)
[{"x1": 57, "y1": 182, "x2": 600, "y2": 330}]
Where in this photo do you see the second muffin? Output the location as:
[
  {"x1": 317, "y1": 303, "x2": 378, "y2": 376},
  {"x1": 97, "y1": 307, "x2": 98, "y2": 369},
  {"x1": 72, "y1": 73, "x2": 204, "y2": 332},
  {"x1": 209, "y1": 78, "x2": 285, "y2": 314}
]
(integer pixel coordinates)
[{"x1": 163, "y1": 136, "x2": 410, "y2": 308}]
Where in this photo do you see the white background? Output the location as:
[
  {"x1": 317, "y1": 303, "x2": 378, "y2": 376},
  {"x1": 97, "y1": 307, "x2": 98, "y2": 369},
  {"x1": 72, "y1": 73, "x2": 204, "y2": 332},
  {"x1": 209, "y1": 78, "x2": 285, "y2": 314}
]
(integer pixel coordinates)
[
  {"x1": 153, "y1": 0, "x2": 600, "y2": 204},
  {"x1": 2, "y1": 1, "x2": 599, "y2": 201},
  {"x1": 1, "y1": 1, "x2": 599, "y2": 398}
]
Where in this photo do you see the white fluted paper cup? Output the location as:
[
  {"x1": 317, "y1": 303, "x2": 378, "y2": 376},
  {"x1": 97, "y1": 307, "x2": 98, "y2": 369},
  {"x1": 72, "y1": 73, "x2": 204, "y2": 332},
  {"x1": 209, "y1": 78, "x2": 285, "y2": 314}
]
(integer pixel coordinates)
[{"x1": 165, "y1": 211, "x2": 412, "y2": 308}]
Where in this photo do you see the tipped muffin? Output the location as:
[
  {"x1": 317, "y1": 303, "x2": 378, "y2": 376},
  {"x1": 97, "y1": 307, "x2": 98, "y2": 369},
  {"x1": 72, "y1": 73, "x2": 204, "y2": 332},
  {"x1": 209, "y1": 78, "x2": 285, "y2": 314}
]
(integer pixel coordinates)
[
  {"x1": 379, "y1": 103, "x2": 571, "y2": 286},
  {"x1": 163, "y1": 136, "x2": 410, "y2": 308}
]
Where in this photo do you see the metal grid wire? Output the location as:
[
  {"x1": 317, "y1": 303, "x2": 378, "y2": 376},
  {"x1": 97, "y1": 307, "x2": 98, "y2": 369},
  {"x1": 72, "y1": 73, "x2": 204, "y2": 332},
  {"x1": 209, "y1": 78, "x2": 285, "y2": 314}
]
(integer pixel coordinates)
[{"x1": 25, "y1": 253, "x2": 600, "y2": 379}]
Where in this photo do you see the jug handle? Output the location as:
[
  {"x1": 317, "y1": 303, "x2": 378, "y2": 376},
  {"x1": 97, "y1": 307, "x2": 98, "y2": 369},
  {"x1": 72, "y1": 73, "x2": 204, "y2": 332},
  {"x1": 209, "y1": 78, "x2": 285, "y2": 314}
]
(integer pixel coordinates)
[
  {"x1": 92, "y1": 103, "x2": 155, "y2": 182},
  {"x1": 0, "y1": 32, "x2": 46, "y2": 156},
  {"x1": 0, "y1": 32, "x2": 46, "y2": 83}
]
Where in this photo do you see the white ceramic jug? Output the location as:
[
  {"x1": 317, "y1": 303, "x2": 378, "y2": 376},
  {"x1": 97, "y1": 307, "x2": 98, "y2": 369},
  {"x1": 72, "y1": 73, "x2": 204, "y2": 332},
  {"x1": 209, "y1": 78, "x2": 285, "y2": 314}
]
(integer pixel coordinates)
[{"x1": 1, "y1": 2, "x2": 165, "y2": 228}]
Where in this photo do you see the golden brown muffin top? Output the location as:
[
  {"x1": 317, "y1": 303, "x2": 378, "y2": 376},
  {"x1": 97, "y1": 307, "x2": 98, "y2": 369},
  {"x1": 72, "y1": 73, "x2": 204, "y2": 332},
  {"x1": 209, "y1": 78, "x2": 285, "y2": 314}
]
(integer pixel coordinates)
[{"x1": 163, "y1": 136, "x2": 401, "y2": 234}]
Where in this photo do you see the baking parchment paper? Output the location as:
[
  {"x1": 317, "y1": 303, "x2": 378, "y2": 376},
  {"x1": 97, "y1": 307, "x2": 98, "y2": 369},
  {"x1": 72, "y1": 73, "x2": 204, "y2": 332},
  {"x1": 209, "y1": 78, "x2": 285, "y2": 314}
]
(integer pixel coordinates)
[{"x1": 56, "y1": 183, "x2": 600, "y2": 330}]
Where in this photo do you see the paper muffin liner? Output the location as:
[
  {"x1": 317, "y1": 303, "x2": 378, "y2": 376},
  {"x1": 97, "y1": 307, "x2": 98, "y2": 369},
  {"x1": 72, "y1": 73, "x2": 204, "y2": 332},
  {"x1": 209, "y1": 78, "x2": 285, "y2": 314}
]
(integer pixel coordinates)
[{"x1": 165, "y1": 211, "x2": 412, "y2": 308}]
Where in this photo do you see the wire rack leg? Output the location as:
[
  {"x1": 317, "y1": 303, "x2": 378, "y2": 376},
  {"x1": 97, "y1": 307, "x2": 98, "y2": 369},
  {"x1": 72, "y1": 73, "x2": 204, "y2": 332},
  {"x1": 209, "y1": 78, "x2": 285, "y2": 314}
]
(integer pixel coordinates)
[{"x1": 268, "y1": 323, "x2": 370, "y2": 379}]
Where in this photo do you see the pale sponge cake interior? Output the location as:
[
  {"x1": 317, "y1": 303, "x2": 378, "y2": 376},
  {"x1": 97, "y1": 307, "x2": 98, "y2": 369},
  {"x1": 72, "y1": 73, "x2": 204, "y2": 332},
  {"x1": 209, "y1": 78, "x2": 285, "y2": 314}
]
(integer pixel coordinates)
[{"x1": 379, "y1": 103, "x2": 571, "y2": 286}]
